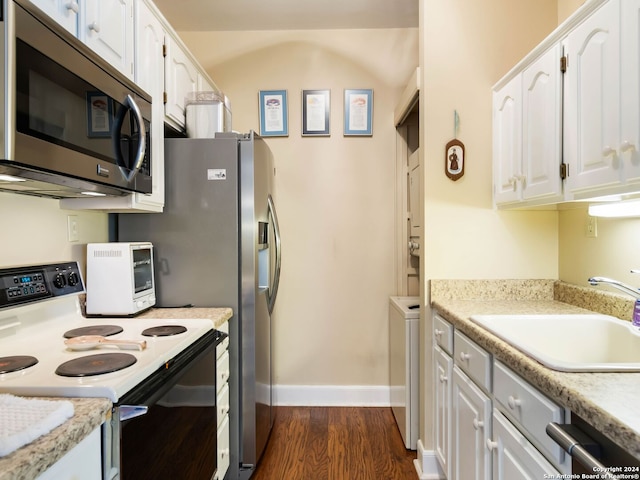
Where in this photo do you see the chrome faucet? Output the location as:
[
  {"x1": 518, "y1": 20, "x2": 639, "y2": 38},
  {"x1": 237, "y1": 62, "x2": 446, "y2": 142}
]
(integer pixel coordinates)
[{"x1": 587, "y1": 276, "x2": 640, "y2": 299}]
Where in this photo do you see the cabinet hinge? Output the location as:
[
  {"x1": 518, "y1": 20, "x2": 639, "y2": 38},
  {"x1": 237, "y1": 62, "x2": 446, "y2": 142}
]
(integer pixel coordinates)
[
  {"x1": 560, "y1": 55, "x2": 568, "y2": 73},
  {"x1": 162, "y1": 44, "x2": 167, "y2": 58},
  {"x1": 163, "y1": 92, "x2": 167, "y2": 104},
  {"x1": 560, "y1": 163, "x2": 569, "y2": 180}
]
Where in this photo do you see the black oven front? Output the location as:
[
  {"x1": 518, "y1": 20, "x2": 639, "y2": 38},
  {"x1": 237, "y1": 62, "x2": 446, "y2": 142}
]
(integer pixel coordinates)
[{"x1": 105, "y1": 329, "x2": 226, "y2": 480}]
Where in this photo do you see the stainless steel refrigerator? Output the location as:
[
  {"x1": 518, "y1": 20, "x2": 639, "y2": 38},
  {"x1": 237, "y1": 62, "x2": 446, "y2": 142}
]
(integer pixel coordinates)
[{"x1": 117, "y1": 131, "x2": 281, "y2": 480}]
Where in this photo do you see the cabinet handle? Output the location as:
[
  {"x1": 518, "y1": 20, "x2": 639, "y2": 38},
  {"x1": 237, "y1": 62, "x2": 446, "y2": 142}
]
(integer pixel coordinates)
[
  {"x1": 507, "y1": 395, "x2": 522, "y2": 409},
  {"x1": 621, "y1": 141, "x2": 637, "y2": 153},
  {"x1": 221, "y1": 405, "x2": 229, "y2": 415},
  {"x1": 602, "y1": 145, "x2": 617, "y2": 157},
  {"x1": 508, "y1": 176, "x2": 517, "y2": 191},
  {"x1": 65, "y1": 1, "x2": 79, "y2": 13},
  {"x1": 221, "y1": 370, "x2": 230, "y2": 382},
  {"x1": 472, "y1": 418, "x2": 484, "y2": 430},
  {"x1": 439, "y1": 374, "x2": 448, "y2": 383},
  {"x1": 486, "y1": 438, "x2": 498, "y2": 451},
  {"x1": 459, "y1": 351, "x2": 470, "y2": 362},
  {"x1": 434, "y1": 329, "x2": 443, "y2": 338},
  {"x1": 89, "y1": 21, "x2": 101, "y2": 33},
  {"x1": 220, "y1": 448, "x2": 230, "y2": 458}
]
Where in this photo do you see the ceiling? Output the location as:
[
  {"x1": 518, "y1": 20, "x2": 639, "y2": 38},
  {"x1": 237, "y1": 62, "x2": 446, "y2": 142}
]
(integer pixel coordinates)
[{"x1": 152, "y1": 0, "x2": 419, "y2": 31}]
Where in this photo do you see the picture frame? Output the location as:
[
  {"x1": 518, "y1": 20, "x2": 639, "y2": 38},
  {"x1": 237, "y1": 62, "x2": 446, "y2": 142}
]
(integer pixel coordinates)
[
  {"x1": 259, "y1": 90, "x2": 288, "y2": 137},
  {"x1": 343, "y1": 89, "x2": 373, "y2": 136},
  {"x1": 302, "y1": 89, "x2": 330, "y2": 136},
  {"x1": 86, "y1": 92, "x2": 112, "y2": 137}
]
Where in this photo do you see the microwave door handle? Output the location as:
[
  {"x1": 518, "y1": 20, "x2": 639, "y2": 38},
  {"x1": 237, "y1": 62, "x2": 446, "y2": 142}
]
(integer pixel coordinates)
[
  {"x1": 267, "y1": 194, "x2": 281, "y2": 315},
  {"x1": 112, "y1": 94, "x2": 146, "y2": 183}
]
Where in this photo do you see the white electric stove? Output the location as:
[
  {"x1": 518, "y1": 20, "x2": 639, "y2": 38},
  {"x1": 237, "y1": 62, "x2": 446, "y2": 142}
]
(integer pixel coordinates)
[{"x1": 0, "y1": 261, "x2": 216, "y2": 402}]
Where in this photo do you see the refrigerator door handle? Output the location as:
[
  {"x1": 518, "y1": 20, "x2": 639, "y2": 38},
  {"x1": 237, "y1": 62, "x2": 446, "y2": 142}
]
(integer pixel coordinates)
[{"x1": 267, "y1": 194, "x2": 281, "y2": 315}]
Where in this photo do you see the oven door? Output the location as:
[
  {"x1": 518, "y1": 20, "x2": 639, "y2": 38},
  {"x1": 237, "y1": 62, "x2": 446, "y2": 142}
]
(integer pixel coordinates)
[{"x1": 105, "y1": 330, "x2": 225, "y2": 480}]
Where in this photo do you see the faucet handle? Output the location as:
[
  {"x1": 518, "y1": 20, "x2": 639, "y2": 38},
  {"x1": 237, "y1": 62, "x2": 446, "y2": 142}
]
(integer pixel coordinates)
[{"x1": 632, "y1": 270, "x2": 640, "y2": 275}]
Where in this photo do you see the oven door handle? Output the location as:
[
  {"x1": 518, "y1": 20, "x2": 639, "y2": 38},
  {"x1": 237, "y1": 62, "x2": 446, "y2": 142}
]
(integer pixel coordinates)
[{"x1": 119, "y1": 405, "x2": 148, "y2": 421}]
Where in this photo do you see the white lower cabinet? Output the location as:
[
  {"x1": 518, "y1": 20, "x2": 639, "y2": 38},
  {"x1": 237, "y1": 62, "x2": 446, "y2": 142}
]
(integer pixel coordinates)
[
  {"x1": 37, "y1": 426, "x2": 101, "y2": 480},
  {"x1": 433, "y1": 311, "x2": 570, "y2": 480},
  {"x1": 452, "y1": 366, "x2": 492, "y2": 480},
  {"x1": 490, "y1": 409, "x2": 559, "y2": 480},
  {"x1": 214, "y1": 321, "x2": 230, "y2": 480},
  {"x1": 435, "y1": 345, "x2": 453, "y2": 479}
]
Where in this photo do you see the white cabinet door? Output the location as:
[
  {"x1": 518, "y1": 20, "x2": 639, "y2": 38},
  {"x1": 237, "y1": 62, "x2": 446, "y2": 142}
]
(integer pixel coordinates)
[
  {"x1": 81, "y1": 0, "x2": 134, "y2": 80},
  {"x1": 521, "y1": 43, "x2": 562, "y2": 201},
  {"x1": 132, "y1": 0, "x2": 165, "y2": 210},
  {"x1": 37, "y1": 427, "x2": 102, "y2": 480},
  {"x1": 563, "y1": 0, "x2": 621, "y2": 195},
  {"x1": 29, "y1": 0, "x2": 79, "y2": 35},
  {"x1": 452, "y1": 366, "x2": 491, "y2": 480},
  {"x1": 621, "y1": 0, "x2": 640, "y2": 184},
  {"x1": 493, "y1": 75, "x2": 522, "y2": 205},
  {"x1": 165, "y1": 35, "x2": 198, "y2": 128},
  {"x1": 490, "y1": 409, "x2": 560, "y2": 480},
  {"x1": 435, "y1": 345, "x2": 453, "y2": 479}
]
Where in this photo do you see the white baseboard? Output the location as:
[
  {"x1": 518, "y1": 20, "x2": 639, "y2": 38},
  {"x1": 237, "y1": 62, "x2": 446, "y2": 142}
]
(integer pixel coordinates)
[
  {"x1": 273, "y1": 385, "x2": 391, "y2": 406},
  {"x1": 413, "y1": 440, "x2": 445, "y2": 480}
]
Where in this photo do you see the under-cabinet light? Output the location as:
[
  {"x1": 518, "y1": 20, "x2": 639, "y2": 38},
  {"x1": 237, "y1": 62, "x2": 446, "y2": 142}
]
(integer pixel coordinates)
[
  {"x1": 81, "y1": 191, "x2": 106, "y2": 197},
  {"x1": 0, "y1": 174, "x2": 26, "y2": 182},
  {"x1": 588, "y1": 200, "x2": 640, "y2": 218}
]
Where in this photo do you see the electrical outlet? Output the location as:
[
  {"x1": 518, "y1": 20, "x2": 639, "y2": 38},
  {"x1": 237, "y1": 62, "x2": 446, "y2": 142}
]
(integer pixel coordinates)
[
  {"x1": 586, "y1": 215, "x2": 597, "y2": 238},
  {"x1": 67, "y1": 215, "x2": 79, "y2": 242}
]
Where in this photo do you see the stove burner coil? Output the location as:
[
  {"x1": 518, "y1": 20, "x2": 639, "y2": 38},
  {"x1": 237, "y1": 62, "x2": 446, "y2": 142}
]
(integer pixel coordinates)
[
  {"x1": 0, "y1": 355, "x2": 38, "y2": 374},
  {"x1": 141, "y1": 325, "x2": 187, "y2": 337},
  {"x1": 55, "y1": 353, "x2": 137, "y2": 377},
  {"x1": 63, "y1": 325, "x2": 124, "y2": 339}
]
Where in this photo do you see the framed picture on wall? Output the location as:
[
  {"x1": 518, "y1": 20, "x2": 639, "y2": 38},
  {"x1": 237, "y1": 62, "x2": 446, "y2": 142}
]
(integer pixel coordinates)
[
  {"x1": 259, "y1": 90, "x2": 288, "y2": 137},
  {"x1": 343, "y1": 89, "x2": 373, "y2": 136},
  {"x1": 302, "y1": 89, "x2": 330, "y2": 136}
]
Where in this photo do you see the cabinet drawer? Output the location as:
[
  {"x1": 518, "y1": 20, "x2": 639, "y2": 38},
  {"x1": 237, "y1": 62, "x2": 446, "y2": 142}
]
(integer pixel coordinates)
[
  {"x1": 434, "y1": 313, "x2": 454, "y2": 355},
  {"x1": 216, "y1": 350, "x2": 230, "y2": 392},
  {"x1": 217, "y1": 382, "x2": 230, "y2": 428},
  {"x1": 216, "y1": 322, "x2": 229, "y2": 359},
  {"x1": 454, "y1": 330, "x2": 491, "y2": 392},
  {"x1": 215, "y1": 414, "x2": 230, "y2": 480},
  {"x1": 493, "y1": 361, "x2": 565, "y2": 466}
]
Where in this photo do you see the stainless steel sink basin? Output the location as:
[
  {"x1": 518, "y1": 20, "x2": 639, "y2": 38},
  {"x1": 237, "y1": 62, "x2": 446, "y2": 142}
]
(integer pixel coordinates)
[{"x1": 469, "y1": 314, "x2": 640, "y2": 372}]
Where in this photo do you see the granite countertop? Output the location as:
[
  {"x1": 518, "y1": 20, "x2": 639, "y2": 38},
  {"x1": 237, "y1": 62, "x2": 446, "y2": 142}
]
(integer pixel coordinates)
[
  {"x1": 137, "y1": 306, "x2": 233, "y2": 329},
  {"x1": 0, "y1": 397, "x2": 111, "y2": 480},
  {"x1": 0, "y1": 307, "x2": 232, "y2": 479},
  {"x1": 430, "y1": 279, "x2": 640, "y2": 461}
]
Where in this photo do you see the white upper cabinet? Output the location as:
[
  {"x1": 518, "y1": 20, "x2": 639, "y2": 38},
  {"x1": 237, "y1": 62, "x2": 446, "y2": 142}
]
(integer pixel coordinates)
[
  {"x1": 563, "y1": 0, "x2": 621, "y2": 196},
  {"x1": 80, "y1": 0, "x2": 135, "y2": 80},
  {"x1": 492, "y1": 0, "x2": 640, "y2": 207},
  {"x1": 29, "y1": 0, "x2": 79, "y2": 35},
  {"x1": 620, "y1": 0, "x2": 640, "y2": 185},
  {"x1": 493, "y1": 44, "x2": 563, "y2": 206},
  {"x1": 493, "y1": 75, "x2": 522, "y2": 205},
  {"x1": 164, "y1": 34, "x2": 199, "y2": 129}
]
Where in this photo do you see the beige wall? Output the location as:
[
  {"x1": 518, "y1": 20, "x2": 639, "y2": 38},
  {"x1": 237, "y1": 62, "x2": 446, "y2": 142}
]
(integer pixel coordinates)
[
  {"x1": 559, "y1": 206, "x2": 640, "y2": 290},
  {"x1": 0, "y1": 192, "x2": 108, "y2": 268},
  {"x1": 419, "y1": 0, "x2": 559, "y2": 452},
  {"x1": 558, "y1": 0, "x2": 586, "y2": 23},
  {"x1": 181, "y1": 28, "x2": 419, "y2": 387}
]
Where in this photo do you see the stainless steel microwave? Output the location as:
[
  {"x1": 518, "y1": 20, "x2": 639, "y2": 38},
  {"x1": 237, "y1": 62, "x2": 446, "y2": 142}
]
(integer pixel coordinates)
[{"x1": 0, "y1": 0, "x2": 152, "y2": 199}]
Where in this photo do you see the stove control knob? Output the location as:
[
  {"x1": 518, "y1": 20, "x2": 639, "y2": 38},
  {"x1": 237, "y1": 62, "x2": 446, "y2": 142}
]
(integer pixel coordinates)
[
  {"x1": 53, "y1": 273, "x2": 67, "y2": 289},
  {"x1": 68, "y1": 272, "x2": 79, "y2": 286}
]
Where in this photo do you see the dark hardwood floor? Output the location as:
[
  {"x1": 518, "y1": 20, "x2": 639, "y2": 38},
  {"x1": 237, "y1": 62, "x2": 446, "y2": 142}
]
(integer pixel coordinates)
[{"x1": 251, "y1": 407, "x2": 417, "y2": 480}]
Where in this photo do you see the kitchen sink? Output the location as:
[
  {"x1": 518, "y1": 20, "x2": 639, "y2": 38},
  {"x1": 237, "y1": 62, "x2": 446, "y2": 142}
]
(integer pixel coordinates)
[{"x1": 469, "y1": 314, "x2": 640, "y2": 372}]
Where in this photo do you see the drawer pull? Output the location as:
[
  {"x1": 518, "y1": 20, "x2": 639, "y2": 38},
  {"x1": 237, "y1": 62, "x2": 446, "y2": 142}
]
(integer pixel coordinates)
[
  {"x1": 221, "y1": 405, "x2": 229, "y2": 416},
  {"x1": 439, "y1": 374, "x2": 448, "y2": 383},
  {"x1": 220, "y1": 448, "x2": 230, "y2": 458},
  {"x1": 507, "y1": 395, "x2": 522, "y2": 409},
  {"x1": 434, "y1": 329, "x2": 443, "y2": 337},
  {"x1": 486, "y1": 438, "x2": 498, "y2": 451},
  {"x1": 459, "y1": 351, "x2": 471, "y2": 361},
  {"x1": 473, "y1": 418, "x2": 484, "y2": 430},
  {"x1": 220, "y1": 370, "x2": 230, "y2": 382}
]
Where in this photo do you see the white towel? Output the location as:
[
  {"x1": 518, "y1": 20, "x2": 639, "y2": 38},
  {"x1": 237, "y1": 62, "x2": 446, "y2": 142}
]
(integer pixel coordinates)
[{"x1": 0, "y1": 394, "x2": 74, "y2": 457}]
